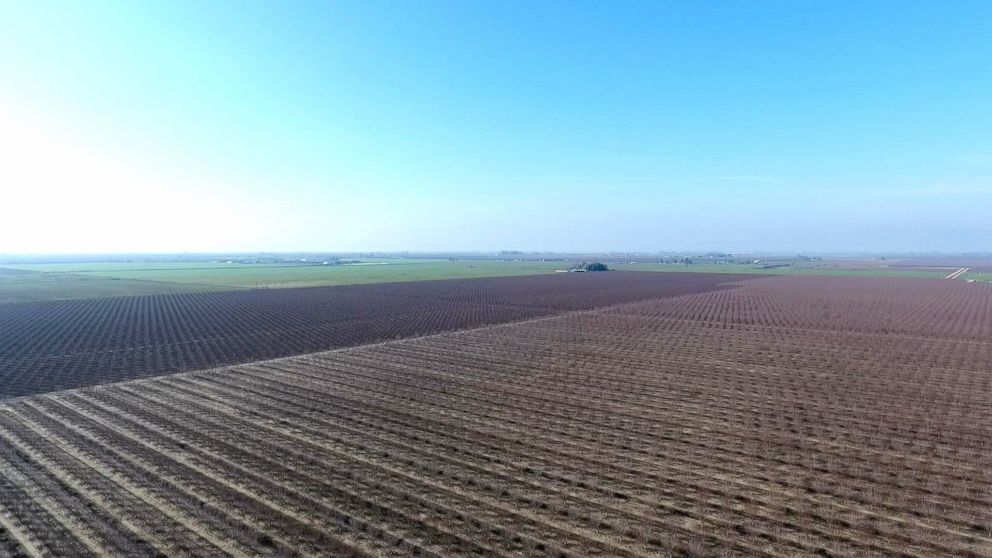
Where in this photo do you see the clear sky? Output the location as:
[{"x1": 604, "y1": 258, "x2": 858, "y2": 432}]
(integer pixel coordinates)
[{"x1": 1, "y1": 1, "x2": 990, "y2": 254}]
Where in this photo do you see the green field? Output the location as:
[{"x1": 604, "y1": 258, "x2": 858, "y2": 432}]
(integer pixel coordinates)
[
  {"x1": 1, "y1": 258, "x2": 961, "y2": 303},
  {"x1": 963, "y1": 271, "x2": 992, "y2": 282},
  {"x1": 0, "y1": 260, "x2": 566, "y2": 301},
  {"x1": 1, "y1": 262, "x2": 285, "y2": 273},
  {"x1": 610, "y1": 262, "x2": 948, "y2": 279},
  {"x1": 156, "y1": 260, "x2": 563, "y2": 287},
  {"x1": 0, "y1": 269, "x2": 233, "y2": 303}
]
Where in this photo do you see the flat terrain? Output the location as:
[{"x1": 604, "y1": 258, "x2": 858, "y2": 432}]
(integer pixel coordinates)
[
  {"x1": 889, "y1": 258, "x2": 992, "y2": 273},
  {"x1": 0, "y1": 267, "x2": 232, "y2": 303},
  {"x1": 5, "y1": 256, "x2": 978, "y2": 303},
  {"x1": 611, "y1": 261, "x2": 949, "y2": 279},
  {"x1": 0, "y1": 275, "x2": 989, "y2": 557},
  {"x1": 0, "y1": 272, "x2": 746, "y2": 399},
  {"x1": 0, "y1": 260, "x2": 566, "y2": 298}
]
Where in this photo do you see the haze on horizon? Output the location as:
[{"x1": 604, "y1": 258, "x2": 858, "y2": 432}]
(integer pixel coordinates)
[{"x1": 1, "y1": 1, "x2": 990, "y2": 255}]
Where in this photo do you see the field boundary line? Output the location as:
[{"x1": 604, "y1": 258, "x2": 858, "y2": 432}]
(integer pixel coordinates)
[{"x1": 1, "y1": 279, "x2": 759, "y2": 405}]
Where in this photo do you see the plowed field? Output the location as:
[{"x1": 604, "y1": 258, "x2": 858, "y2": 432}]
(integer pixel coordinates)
[
  {"x1": 0, "y1": 272, "x2": 746, "y2": 399},
  {"x1": 0, "y1": 275, "x2": 989, "y2": 556}
]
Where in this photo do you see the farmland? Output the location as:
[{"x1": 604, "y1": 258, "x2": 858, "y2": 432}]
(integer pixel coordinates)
[
  {"x1": 611, "y1": 261, "x2": 950, "y2": 279},
  {"x1": 0, "y1": 267, "x2": 233, "y2": 303},
  {"x1": 0, "y1": 274, "x2": 989, "y2": 557},
  {"x1": 5, "y1": 255, "x2": 982, "y2": 303},
  {"x1": 0, "y1": 272, "x2": 746, "y2": 399},
  {"x1": 0, "y1": 260, "x2": 566, "y2": 299}
]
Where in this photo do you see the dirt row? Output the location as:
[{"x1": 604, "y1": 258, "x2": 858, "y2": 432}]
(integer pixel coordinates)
[
  {"x1": 0, "y1": 272, "x2": 747, "y2": 399},
  {"x1": 0, "y1": 276, "x2": 989, "y2": 556}
]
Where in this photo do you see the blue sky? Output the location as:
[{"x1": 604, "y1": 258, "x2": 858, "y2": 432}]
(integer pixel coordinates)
[{"x1": 1, "y1": 1, "x2": 990, "y2": 253}]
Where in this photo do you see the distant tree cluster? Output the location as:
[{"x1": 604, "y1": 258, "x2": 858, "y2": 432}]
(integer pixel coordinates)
[{"x1": 583, "y1": 262, "x2": 610, "y2": 272}]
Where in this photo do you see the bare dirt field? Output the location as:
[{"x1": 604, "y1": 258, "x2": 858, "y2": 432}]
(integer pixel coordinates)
[{"x1": 0, "y1": 275, "x2": 989, "y2": 557}]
